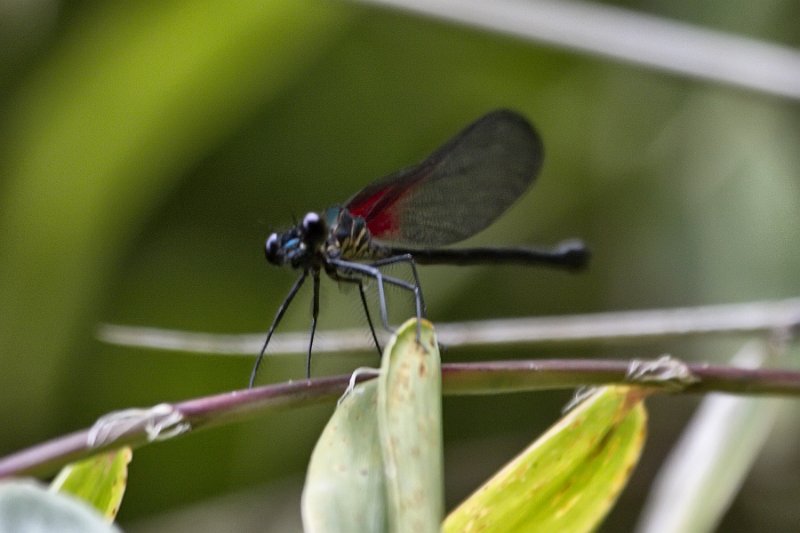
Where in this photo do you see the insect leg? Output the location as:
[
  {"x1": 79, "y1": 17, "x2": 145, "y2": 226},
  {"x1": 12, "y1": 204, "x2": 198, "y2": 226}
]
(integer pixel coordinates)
[
  {"x1": 358, "y1": 280, "x2": 383, "y2": 356},
  {"x1": 334, "y1": 273, "x2": 383, "y2": 357},
  {"x1": 249, "y1": 270, "x2": 308, "y2": 388},
  {"x1": 328, "y1": 258, "x2": 422, "y2": 333},
  {"x1": 306, "y1": 270, "x2": 321, "y2": 378},
  {"x1": 369, "y1": 253, "x2": 427, "y2": 317}
]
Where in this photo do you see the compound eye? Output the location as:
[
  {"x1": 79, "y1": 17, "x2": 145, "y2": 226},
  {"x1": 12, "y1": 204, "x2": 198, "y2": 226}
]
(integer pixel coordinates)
[
  {"x1": 264, "y1": 233, "x2": 280, "y2": 264},
  {"x1": 301, "y1": 212, "x2": 326, "y2": 242}
]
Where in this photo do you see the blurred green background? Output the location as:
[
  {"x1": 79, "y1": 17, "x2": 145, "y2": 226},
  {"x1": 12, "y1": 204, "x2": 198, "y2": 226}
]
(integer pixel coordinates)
[{"x1": 1, "y1": 0, "x2": 799, "y2": 530}]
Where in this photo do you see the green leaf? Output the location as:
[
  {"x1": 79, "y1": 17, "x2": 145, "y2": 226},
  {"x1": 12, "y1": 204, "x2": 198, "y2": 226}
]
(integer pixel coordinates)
[
  {"x1": 302, "y1": 319, "x2": 443, "y2": 533},
  {"x1": 443, "y1": 386, "x2": 647, "y2": 533},
  {"x1": 49, "y1": 447, "x2": 131, "y2": 521},
  {"x1": 0, "y1": 481, "x2": 119, "y2": 533},
  {"x1": 377, "y1": 319, "x2": 443, "y2": 533}
]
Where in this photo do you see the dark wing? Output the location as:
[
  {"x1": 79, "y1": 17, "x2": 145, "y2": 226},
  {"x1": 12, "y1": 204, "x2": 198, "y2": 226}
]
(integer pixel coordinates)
[{"x1": 345, "y1": 109, "x2": 543, "y2": 247}]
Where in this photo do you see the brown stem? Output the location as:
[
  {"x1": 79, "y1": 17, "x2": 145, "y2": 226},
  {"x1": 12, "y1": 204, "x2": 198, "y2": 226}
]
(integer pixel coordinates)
[{"x1": 1, "y1": 357, "x2": 799, "y2": 480}]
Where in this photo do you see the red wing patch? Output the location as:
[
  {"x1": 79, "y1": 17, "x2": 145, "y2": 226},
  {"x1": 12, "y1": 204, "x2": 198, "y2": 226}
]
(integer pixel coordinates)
[{"x1": 346, "y1": 162, "x2": 435, "y2": 240}]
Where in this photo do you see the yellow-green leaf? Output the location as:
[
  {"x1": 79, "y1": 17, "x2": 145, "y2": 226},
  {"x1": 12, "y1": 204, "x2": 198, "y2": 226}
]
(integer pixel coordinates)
[
  {"x1": 49, "y1": 447, "x2": 131, "y2": 521},
  {"x1": 444, "y1": 386, "x2": 647, "y2": 533}
]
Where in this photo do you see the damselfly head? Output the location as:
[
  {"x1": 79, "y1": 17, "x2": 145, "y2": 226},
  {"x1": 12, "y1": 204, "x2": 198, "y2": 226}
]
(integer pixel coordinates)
[{"x1": 264, "y1": 212, "x2": 329, "y2": 269}]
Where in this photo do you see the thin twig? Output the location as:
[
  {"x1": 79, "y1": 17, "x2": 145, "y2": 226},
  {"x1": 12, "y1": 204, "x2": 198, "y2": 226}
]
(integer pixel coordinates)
[
  {"x1": 352, "y1": 0, "x2": 800, "y2": 99},
  {"x1": 97, "y1": 298, "x2": 800, "y2": 356},
  {"x1": 2, "y1": 357, "x2": 799, "y2": 480}
]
